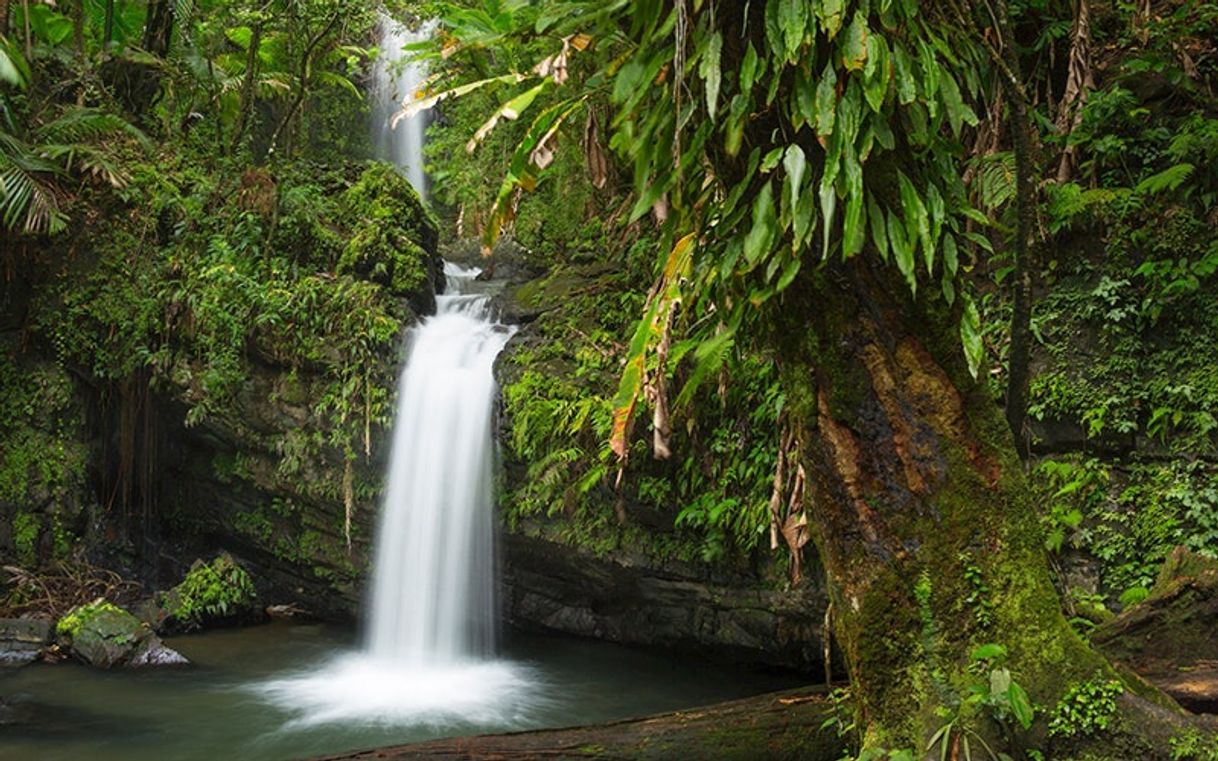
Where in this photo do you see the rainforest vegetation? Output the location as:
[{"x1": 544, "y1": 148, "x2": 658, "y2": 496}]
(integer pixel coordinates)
[{"x1": 2, "y1": 0, "x2": 1218, "y2": 758}]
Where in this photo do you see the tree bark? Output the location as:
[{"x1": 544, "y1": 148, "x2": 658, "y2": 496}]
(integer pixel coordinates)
[
  {"x1": 103, "y1": 0, "x2": 115, "y2": 46},
  {"x1": 311, "y1": 687, "x2": 844, "y2": 761},
  {"x1": 996, "y1": 0, "x2": 1036, "y2": 457},
  {"x1": 230, "y1": 21, "x2": 263, "y2": 152},
  {"x1": 773, "y1": 257, "x2": 1191, "y2": 753},
  {"x1": 142, "y1": 0, "x2": 174, "y2": 58},
  {"x1": 267, "y1": 14, "x2": 339, "y2": 158},
  {"x1": 1, "y1": 0, "x2": 10, "y2": 39}
]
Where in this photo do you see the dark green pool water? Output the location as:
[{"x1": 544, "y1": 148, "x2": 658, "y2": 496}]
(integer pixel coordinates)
[{"x1": 0, "y1": 621, "x2": 799, "y2": 760}]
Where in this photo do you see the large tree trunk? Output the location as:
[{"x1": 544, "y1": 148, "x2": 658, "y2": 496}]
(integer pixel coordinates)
[
  {"x1": 142, "y1": 0, "x2": 173, "y2": 57},
  {"x1": 774, "y1": 258, "x2": 1191, "y2": 753}
]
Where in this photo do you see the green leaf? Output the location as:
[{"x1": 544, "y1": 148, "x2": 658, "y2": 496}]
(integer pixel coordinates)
[
  {"x1": 744, "y1": 182, "x2": 778, "y2": 267},
  {"x1": 776, "y1": 256, "x2": 802, "y2": 291},
  {"x1": 740, "y1": 43, "x2": 761, "y2": 96},
  {"x1": 793, "y1": 174, "x2": 818, "y2": 249},
  {"x1": 819, "y1": 179, "x2": 837, "y2": 260},
  {"x1": 939, "y1": 72, "x2": 977, "y2": 136},
  {"x1": 764, "y1": 0, "x2": 784, "y2": 58},
  {"x1": 842, "y1": 146, "x2": 864, "y2": 257},
  {"x1": 1135, "y1": 163, "x2": 1195, "y2": 195},
  {"x1": 960, "y1": 292, "x2": 984, "y2": 379},
  {"x1": 700, "y1": 32, "x2": 723, "y2": 119},
  {"x1": 892, "y1": 43, "x2": 917, "y2": 104},
  {"x1": 971, "y1": 642, "x2": 1007, "y2": 661},
  {"x1": 842, "y1": 12, "x2": 869, "y2": 71},
  {"x1": 943, "y1": 233, "x2": 959, "y2": 276},
  {"x1": 897, "y1": 171, "x2": 932, "y2": 273},
  {"x1": 868, "y1": 196, "x2": 888, "y2": 261},
  {"x1": 863, "y1": 35, "x2": 889, "y2": 111},
  {"x1": 888, "y1": 209, "x2": 915, "y2": 292},
  {"x1": 778, "y1": 0, "x2": 808, "y2": 61},
  {"x1": 815, "y1": 64, "x2": 838, "y2": 138},
  {"x1": 783, "y1": 145, "x2": 807, "y2": 211},
  {"x1": 1008, "y1": 681, "x2": 1034, "y2": 729},
  {"x1": 818, "y1": 0, "x2": 846, "y2": 39}
]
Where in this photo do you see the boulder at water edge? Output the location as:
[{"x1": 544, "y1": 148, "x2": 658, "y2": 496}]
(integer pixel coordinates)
[
  {"x1": 56, "y1": 599, "x2": 188, "y2": 669},
  {"x1": 148, "y1": 553, "x2": 264, "y2": 634},
  {"x1": 0, "y1": 618, "x2": 52, "y2": 666}
]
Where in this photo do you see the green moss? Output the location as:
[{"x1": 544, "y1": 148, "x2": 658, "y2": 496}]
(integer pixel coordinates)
[
  {"x1": 12, "y1": 512, "x2": 39, "y2": 567},
  {"x1": 57, "y1": 598, "x2": 125, "y2": 639},
  {"x1": 338, "y1": 226, "x2": 431, "y2": 297}
]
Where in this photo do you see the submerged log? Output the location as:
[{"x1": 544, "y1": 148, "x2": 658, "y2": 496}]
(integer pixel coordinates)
[{"x1": 313, "y1": 686, "x2": 843, "y2": 761}]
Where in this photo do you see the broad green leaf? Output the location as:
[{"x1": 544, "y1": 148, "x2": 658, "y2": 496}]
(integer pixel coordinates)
[
  {"x1": 761, "y1": 147, "x2": 785, "y2": 173},
  {"x1": 744, "y1": 183, "x2": 777, "y2": 267},
  {"x1": 724, "y1": 93, "x2": 750, "y2": 156},
  {"x1": 888, "y1": 209, "x2": 915, "y2": 292},
  {"x1": 700, "y1": 32, "x2": 723, "y2": 119},
  {"x1": 842, "y1": 12, "x2": 868, "y2": 71},
  {"x1": 740, "y1": 43, "x2": 761, "y2": 95},
  {"x1": 960, "y1": 292, "x2": 984, "y2": 379},
  {"x1": 842, "y1": 146, "x2": 864, "y2": 256},
  {"x1": 971, "y1": 642, "x2": 1007, "y2": 661},
  {"x1": 776, "y1": 256, "x2": 802, "y2": 291},
  {"x1": 863, "y1": 35, "x2": 889, "y2": 111},
  {"x1": 0, "y1": 43, "x2": 29, "y2": 87},
  {"x1": 794, "y1": 65, "x2": 816, "y2": 129},
  {"x1": 793, "y1": 174, "x2": 818, "y2": 248},
  {"x1": 783, "y1": 145, "x2": 807, "y2": 211},
  {"x1": 764, "y1": 0, "x2": 784, "y2": 59},
  {"x1": 778, "y1": 0, "x2": 808, "y2": 61},
  {"x1": 867, "y1": 196, "x2": 888, "y2": 261},
  {"x1": 613, "y1": 59, "x2": 646, "y2": 103},
  {"x1": 892, "y1": 43, "x2": 916, "y2": 104},
  {"x1": 897, "y1": 171, "x2": 932, "y2": 273},
  {"x1": 939, "y1": 72, "x2": 977, "y2": 136},
  {"x1": 943, "y1": 233, "x2": 959, "y2": 276},
  {"x1": 819, "y1": 179, "x2": 837, "y2": 260},
  {"x1": 1008, "y1": 682, "x2": 1034, "y2": 730},
  {"x1": 918, "y1": 39, "x2": 940, "y2": 99},
  {"x1": 815, "y1": 64, "x2": 838, "y2": 139},
  {"x1": 818, "y1": 0, "x2": 845, "y2": 39}
]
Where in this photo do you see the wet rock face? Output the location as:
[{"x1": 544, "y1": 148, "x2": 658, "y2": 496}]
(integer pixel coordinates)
[
  {"x1": 57, "y1": 599, "x2": 188, "y2": 669},
  {"x1": 0, "y1": 618, "x2": 52, "y2": 666},
  {"x1": 502, "y1": 532, "x2": 828, "y2": 673}
]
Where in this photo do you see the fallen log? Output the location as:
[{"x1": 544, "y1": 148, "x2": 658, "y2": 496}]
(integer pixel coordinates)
[{"x1": 314, "y1": 686, "x2": 844, "y2": 761}]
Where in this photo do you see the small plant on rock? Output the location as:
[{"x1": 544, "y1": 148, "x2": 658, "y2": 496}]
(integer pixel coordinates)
[{"x1": 1047, "y1": 677, "x2": 1123, "y2": 738}]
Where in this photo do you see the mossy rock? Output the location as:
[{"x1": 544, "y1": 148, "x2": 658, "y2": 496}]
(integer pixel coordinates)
[
  {"x1": 56, "y1": 598, "x2": 187, "y2": 669},
  {"x1": 337, "y1": 162, "x2": 442, "y2": 313},
  {"x1": 342, "y1": 162, "x2": 439, "y2": 255},
  {"x1": 338, "y1": 227, "x2": 435, "y2": 313},
  {"x1": 156, "y1": 553, "x2": 264, "y2": 633}
]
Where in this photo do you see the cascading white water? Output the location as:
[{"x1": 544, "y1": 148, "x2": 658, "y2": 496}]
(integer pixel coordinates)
[
  {"x1": 366, "y1": 264, "x2": 511, "y2": 664},
  {"x1": 256, "y1": 21, "x2": 539, "y2": 728},
  {"x1": 370, "y1": 16, "x2": 436, "y2": 197}
]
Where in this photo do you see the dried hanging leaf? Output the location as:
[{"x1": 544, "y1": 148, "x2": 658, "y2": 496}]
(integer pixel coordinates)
[{"x1": 584, "y1": 111, "x2": 608, "y2": 189}]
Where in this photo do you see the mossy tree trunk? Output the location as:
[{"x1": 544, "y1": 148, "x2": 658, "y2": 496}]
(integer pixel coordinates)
[{"x1": 773, "y1": 258, "x2": 1180, "y2": 753}]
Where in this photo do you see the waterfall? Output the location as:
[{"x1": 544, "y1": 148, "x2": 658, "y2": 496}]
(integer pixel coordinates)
[
  {"x1": 370, "y1": 16, "x2": 435, "y2": 197},
  {"x1": 366, "y1": 264, "x2": 512, "y2": 664},
  {"x1": 256, "y1": 20, "x2": 538, "y2": 728}
]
